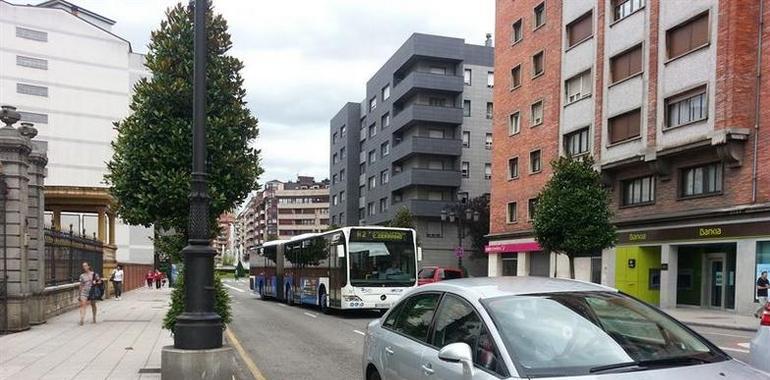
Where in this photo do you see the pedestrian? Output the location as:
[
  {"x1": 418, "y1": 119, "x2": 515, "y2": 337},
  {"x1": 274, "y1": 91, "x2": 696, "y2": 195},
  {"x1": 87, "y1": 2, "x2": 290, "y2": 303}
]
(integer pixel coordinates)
[
  {"x1": 110, "y1": 264, "x2": 124, "y2": 300},
  {"x1": 154, "y1": 269, "x2": 162, "y2": 289},
  {"x1": 146, "y1": 269, "x2": 154, "y2": 288},
  {"x1": 756, "y1": 271, "x2": 770, "y2": 318},
  {"x1": 78, "y1": 261, "x2": 103, "y2": 325},
  {"x1": 161, "y1": 272, "x2": 167, "y2": 287}
]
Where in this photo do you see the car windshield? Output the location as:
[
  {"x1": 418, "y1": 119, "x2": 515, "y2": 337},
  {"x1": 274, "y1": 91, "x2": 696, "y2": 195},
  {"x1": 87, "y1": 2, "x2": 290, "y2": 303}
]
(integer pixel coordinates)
[
  {"x1": 347, "y1": 230, "x2": 416, "y2": 287},
  {"x1": 483, "y1": 292, "x2": 724, "y2": 378},
  {"x1": 418, "y1": 268, "x2": 436, "y2": 279}
]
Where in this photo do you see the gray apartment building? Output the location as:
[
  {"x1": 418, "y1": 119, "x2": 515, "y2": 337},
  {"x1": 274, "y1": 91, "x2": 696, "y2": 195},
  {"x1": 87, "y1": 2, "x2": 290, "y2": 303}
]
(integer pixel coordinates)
[{"x1": 329, "y1": 33, "x2": 494, "y2": 276}]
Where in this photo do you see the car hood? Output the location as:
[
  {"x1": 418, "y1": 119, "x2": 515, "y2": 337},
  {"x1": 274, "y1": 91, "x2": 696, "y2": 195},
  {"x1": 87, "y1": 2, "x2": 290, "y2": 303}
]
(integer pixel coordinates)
[{"x1": 530, "y1": 359, "x2": 768, "y2": 380}]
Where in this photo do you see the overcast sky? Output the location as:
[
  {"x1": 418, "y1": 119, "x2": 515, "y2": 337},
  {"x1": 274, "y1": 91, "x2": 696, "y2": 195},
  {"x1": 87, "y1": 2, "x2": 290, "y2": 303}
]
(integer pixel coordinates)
[{"x1": 75, "y1": 0, "x2": 494, "y2": 185}]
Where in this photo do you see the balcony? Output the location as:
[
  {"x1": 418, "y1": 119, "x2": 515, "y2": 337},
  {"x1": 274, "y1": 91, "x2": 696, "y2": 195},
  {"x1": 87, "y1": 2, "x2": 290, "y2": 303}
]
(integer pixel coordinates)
[
  {"x1": 390, "y1": 199, "x2": 450, "y2": 218},
  {"x1": 389, "y1": 168, "x2": 461, "y2": 191},
  {"x1": 390, "y1": 136, "x2": 462, "y2": 163},
  {"x1": 390, "y1": 71, "x2": 464, "y2": 104},
  {"x1": 391, "y1": 104, "x2": 463, "y2": 133}
]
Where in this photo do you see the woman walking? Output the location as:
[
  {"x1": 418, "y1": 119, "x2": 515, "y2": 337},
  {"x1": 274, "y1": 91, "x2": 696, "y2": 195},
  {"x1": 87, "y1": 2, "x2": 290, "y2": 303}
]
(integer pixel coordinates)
[
  {"x1": 110, "y1": 264, "x2": 124, "y2": 300},
  {"x1": 78, "y1": 262, "x2": 103, "y2": 325}
]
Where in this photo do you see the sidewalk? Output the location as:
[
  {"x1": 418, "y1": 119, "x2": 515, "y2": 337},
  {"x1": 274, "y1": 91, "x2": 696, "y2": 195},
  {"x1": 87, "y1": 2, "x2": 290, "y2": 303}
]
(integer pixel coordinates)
[
  {"x1": 663, "y1": 307, "x2": 760, "y2": 332},
  {"x1": 0, "y1": 286, "x2": 173, "y2": 380}
]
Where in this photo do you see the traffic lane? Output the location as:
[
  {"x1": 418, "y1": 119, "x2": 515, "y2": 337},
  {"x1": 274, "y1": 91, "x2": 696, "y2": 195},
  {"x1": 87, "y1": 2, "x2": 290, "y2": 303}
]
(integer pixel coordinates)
[
  {"x1": 690, "y1": 325, "x2": 753, "y2": 363},
  {"x1": 225, "y1": 281, "x2": 378, "y2": 380}
]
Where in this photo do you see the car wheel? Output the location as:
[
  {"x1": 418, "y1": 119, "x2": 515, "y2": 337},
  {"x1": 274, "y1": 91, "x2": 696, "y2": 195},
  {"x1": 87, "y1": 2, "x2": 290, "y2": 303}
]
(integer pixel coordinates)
[{"x1": 367, "y1": 368, "x2": 381, "y2": 380}]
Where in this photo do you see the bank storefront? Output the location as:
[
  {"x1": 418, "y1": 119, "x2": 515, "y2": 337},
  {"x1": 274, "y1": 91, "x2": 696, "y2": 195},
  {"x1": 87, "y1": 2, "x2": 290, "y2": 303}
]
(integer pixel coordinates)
[{"x1": 609, "y1": 219, "x2": 770, "y2": 315}]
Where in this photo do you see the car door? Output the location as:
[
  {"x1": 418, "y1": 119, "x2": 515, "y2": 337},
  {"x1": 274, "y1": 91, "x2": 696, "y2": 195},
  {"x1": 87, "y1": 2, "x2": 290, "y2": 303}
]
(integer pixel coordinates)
[
  {"x1": 420, "y1": 293, "x2": 509, "y2": 380},
  {"x1": 380, "y1": 292, "x2": 442, "y2": 380}
]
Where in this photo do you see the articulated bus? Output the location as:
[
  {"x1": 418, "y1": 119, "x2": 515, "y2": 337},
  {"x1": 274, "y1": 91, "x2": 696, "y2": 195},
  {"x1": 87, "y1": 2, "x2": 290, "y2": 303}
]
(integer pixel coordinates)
[{"x1": 249, "y1": 226, "x2": 420, "y2": 312}]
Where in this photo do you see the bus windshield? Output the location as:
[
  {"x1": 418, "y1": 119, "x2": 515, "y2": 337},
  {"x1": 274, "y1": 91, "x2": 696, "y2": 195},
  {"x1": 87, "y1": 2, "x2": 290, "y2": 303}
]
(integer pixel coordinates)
[{"x1": 348, "y1": 229, "x2": 416, "y2": 287}]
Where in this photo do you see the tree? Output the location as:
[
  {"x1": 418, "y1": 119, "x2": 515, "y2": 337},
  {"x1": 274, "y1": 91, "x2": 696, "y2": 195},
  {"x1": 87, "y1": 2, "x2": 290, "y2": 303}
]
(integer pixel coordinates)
[
  {"x1": 105, "y1": 2, "x2": 262, "y2": 258},
  {"x1": 532, "y1": 156, "x2": 616, "y2": 279},
  {"x1": 462, "y1": 196, "x2": 490, "y2": 258},
  {"x1": 389, "y1": 206, "x2": 416, "y2": 229},
  {"x1": 163, "y1": 270, "x2": 231, "y2": 332}
]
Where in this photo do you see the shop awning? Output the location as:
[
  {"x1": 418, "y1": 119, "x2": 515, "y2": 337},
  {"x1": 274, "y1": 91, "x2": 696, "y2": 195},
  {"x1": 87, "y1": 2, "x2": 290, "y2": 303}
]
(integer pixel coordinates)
[{"x1": 485, "y1": 242, "x2": 542, "y2": 254}]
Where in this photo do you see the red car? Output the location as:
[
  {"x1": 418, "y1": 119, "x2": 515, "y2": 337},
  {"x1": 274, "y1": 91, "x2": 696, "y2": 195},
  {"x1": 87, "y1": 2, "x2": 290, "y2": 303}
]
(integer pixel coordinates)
[{"x1": 417, "y1": 266, "x2": 463, "y2": 285}]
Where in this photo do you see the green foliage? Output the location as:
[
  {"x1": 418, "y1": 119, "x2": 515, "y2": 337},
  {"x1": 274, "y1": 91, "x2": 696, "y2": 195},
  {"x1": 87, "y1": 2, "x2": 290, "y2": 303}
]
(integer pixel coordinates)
[
  {"x1": 533, "y1": 156, "x2": 616, "y2": 276},
  {"x1": 163, "y1": 271, "x2": 232, "y2": 331},
  {"x1": 222, "y1": 254, "x2": 235, "y2": 267},
  {"x1": 105, "y1": 2, "x2": 262, "y2": 235},
  {"x1": 153, "y1": 231, "x2": 186, "y2": 263},
  {"x1": 326, "y1": 224, "x2": 340, "y2": 231},
  {"x1": 389, "y1": 207, "x2": 416, "y2": 229},
  {"x1": 461, "y1": 196, "x2": 490, "y2": 258}
]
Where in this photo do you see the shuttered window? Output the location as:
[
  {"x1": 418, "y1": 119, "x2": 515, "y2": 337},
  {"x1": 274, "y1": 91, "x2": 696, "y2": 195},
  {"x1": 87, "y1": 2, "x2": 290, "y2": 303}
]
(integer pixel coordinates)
[
  {"x1": 16, "y1": 56, "x2": 48, "y2": 70},
  {"x1": 567, "y1": 12, "x2": 593, "y2": 47},
  {"x1": 667, "y1": 12, "x2": 709, "y2": 59},
  {"x1": 608, "y1": 108, "x2": 641, "y2": 144},
  {"x1": 665, "y1": 85, "x2": 708, "y2": 128},
  {"x1": 17, "y1": 83, "x2": 48, "y2": 97},
  {"x1": 610, "y1": 45, "x2": 642, "y2": 83},
  {"x1": 565, "y1": 71, "x2": 592, "y2": 103}
]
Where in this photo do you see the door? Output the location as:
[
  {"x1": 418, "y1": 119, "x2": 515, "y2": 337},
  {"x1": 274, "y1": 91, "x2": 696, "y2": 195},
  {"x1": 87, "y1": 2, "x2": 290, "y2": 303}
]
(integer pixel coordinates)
[
  {"x1": 529, "y1": 252, "x2": 550, "y2": 277},
  {"x1": 381, "y1": 293, "x2": 441, "y2": 380},
  {"x1": 502, "y1": 258, "x2": 517, "y2": 276},
  {"x1": 706, "y1": 254, "x2": 726, "y2": 308}
]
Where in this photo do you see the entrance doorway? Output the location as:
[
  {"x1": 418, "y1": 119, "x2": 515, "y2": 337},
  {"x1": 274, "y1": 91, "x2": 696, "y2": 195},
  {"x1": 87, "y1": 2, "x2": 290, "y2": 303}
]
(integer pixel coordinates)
[
  {"x1": 676, "y1": 244, "x2": 736, "y2": 310},
  {"x1": 529, "y1": 252, "x2": 549, "y2": 277},
  {"x1": 502, "y1": 256, "x2": 517, "y2": 276},
  {"x1": 706, "y1": 253, "x2": 727, "y2": 309}
]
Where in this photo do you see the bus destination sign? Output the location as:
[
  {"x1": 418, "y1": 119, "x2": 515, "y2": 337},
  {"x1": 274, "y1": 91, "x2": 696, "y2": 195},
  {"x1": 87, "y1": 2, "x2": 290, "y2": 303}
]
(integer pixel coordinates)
[{"x1": 351, "y1": 229, "x2": 411, "y2": 242}]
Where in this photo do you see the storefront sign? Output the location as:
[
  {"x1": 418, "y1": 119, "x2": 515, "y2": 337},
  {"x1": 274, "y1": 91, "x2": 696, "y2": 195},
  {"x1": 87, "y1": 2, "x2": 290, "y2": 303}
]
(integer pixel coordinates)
[
  {"x1": 618, "y1": 221, "x2": 770, "y2": 244},
  {"x1": 485, "y1": 242, "x2": 542, "y2": 254}
]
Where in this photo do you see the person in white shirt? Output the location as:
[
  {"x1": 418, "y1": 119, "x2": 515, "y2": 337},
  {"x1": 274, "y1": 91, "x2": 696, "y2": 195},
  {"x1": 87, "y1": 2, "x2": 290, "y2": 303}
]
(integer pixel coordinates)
[{"x1": 111, "y1": 264, "x2": 124, "y2": 300}]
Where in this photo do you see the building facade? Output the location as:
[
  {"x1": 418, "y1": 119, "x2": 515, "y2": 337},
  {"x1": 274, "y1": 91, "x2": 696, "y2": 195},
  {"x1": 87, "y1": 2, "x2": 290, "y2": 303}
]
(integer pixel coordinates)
[
  {"x1": 0, "y1": 0, "x2": 154, "y2": 265},
  {"x1": 213, "y1": 212, "x2": 235, "y2": 258},
  {"x1": 489, "y1": 0, "x2": 770, "y2": 315},
  {"x1": 237, "y1": 176, "x2": 330, "y2": 258},
  {"x1": 330, "y1": 33, "x2": 494, "y2": 276}
]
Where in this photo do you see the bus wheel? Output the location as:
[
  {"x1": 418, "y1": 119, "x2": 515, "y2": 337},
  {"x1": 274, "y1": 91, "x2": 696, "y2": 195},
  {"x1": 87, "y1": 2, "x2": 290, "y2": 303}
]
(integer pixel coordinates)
[{"x1": 319, "y1": 291, "x2": 329, "y2": 314}]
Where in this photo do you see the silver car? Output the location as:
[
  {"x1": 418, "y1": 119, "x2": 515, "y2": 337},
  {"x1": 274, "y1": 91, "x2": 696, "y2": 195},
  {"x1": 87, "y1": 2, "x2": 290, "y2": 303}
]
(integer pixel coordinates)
[
  {"x1": 751, "y1": 303, "x2": 770, "y2": 373},
  {"x1": 363, "y1": 277, "x2": 768, "y2": 380}
]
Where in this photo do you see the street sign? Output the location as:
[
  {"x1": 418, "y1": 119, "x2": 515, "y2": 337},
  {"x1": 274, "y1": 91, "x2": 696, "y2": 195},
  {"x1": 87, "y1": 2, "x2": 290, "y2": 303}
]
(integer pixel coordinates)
[{"x1": 454, "y1": 246, "x2": 465, "y2": 258}]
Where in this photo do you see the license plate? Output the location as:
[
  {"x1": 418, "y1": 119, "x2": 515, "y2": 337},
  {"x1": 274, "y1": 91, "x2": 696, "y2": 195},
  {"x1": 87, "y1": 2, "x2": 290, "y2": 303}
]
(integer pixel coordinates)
[{"x1": 375, "y1": 303, "x2": 389, "y2": 308}]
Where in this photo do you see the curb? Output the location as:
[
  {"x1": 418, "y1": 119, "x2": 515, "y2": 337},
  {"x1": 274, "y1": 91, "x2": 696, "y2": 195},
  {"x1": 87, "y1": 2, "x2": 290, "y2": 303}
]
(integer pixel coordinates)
[{"x1": 682, "y1": 320, "x2": 758, "y2": 333}]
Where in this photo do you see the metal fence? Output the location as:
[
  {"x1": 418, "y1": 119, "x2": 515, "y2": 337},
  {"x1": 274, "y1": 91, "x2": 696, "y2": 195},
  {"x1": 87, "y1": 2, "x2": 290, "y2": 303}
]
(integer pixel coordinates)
[{"x1": 44, "y1": 228, "x2": 103, "y2": 287}]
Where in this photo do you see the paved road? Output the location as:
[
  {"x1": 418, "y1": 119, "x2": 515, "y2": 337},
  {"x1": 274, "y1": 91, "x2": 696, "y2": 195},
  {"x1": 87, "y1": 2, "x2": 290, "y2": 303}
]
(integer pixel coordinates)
[{"x1": 222, "y1": 279, "x2": 759, "y2": 379}]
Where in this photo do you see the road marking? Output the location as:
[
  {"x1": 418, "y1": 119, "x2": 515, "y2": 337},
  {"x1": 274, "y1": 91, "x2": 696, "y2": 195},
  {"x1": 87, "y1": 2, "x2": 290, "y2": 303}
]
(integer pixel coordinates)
[
  {"x1": 353, "y1": 330, "x2": 366, "y2": 336},
  {"x1": 303, "y1": 312, "x2": 318, "y2": 318},
  {"x1": 277, "y1": 303, "x2": 288, "y2": 308},
  {"x1": 223, "y1": 283, "x2": 246, "y2": 293},
  {"x1": 225, "y1": 327, "x2": 267, "y2": 380},
  {"x1": 720, "y1": 346, "x2": 750, "y2": 354},
  {"x1": 738, "y1": 342, "x2": 751, "y2": 349},
  {"x1": 699, "y1": 331, "x2": 754, "y2": 339}
]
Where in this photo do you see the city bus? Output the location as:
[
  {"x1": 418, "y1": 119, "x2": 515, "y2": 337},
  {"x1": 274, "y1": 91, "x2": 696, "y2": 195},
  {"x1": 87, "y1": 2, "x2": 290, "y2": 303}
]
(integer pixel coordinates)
[{"x1": 249, "y1": 226, "x2": 420, "y2": 312}]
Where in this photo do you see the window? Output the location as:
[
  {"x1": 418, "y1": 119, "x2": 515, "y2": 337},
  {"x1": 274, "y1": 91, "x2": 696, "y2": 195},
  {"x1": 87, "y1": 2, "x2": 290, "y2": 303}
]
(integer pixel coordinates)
[
  {"x1": 508, "y1": 157, "x2": 519, "y2": 179},
  {"x1": 332, "y1": 195, "x2": 338, "y2": 206},
  {"x1": 340, "y1": 169, "x2": 345, "y2": 181},
  {"x1": 485, "y1": 133, "x2": 493, "y2": 150},
  {"x1": 340, "y1": 147, "x2": 346, "y2": 159},
  {"x1": 369, "y1": 97, "x2": 377, "y2": 111},
  {"x1": 19, "y1": 112, "x2": 48, "y2": 124},
  {"x1": 381, "y1": 170, "x2": 389, "y2": 184},
  {"x1": 458, "y1": 192, "x2": 470, "y2": 204},
  {"x1": 681, "y1": 162, "x2": 722, "y2": 197},
  {"x1": 530, "y1": 150, "x2": 542, "y2": 173},
  {"x1": 380, "y1": 141, "x2": 390, "y2": 157},
  {"x1": 567, "y1": 11, "x2": 593, "y2": 47},
  {"x1": 509, "y1": 112, "x2": 521, "y2": 135},
  {"x1": 534, "y1": 2, "x2": 546, "y2": 28},
  {"x1": 17, "y1": 83, "x2": 48, "y2": 97},
  {"x1": 486, "y1": 102, "x2": 493, "y2": 119},
  {"x1": 622, "y1": 176, "x2": 655, "y2": 206},
  {"x1": 485, "y1": 163, "x2": 492, "y2": 180},
  {"x1": 511, "y1": 65, "x2": 522, "y2": 89},
  {"x1": 665, "y1": 85, "x2": 707, "y2": 128},
  {"x1": 461, "y1": 162, "x2": 470, "y2": 178},
  {"x1": 614, "y1": 0, "x2": 645, "y2": 22},
  {"x1": 429, "y1": 66, "x2": 447, "y2": 75},
  {"x1": 532, "y1": 51, "x2": 544, "y2": 77},
  {"x1": 426, "y1": 222, "x2": 443, "y2": 238},
  {"x1": 382, "y1": 84, "x2": 390, "y2": 100},
  {"x1": 340, "y1": 191, "x2": 346, "y2": 202},
  {"x1": 610, "y1": 44, "x2": 642, "y2": 83},
  {"x1": 464, "y1": 68, "x2": 472, "y2": 85},
  {"x1": 531, "y1": 100, "x2": 544, "y2": 126},
  {"x1": 16, "y1": 56, "x2": 48, "y2": 70},
  {"x1": 377, "y1": 197, "x2": 387, "y2": 212},
  {"x1": 368, "y1": 124, "x2": 376, "y2": 138},
  {"x1": 332, "y1": 153, "x2": 338, "y2": 164},
  {"x1": 332, "y1": 132, "x2": 338, "y2": 144},
  {"x1": 507, "y1": 202, "x2": 517, "y2": 223},
  {"x1": 367, "y1": 202, "x2": 375, "y2": 216},
  {"x1": 429, "y1": 97, "x2": 446, "y2": 107},
  {"x1": 332, "y1": 215, "x2": 337, "y2": 225},
  {"x1": 463, "y1": 100, "x2": 471, "y2": 117},
  {"x1": 16, "y1": 27, "x2": 47, "y2": 42},
  {"x1": 528, "y1": 198, "x2": 539, "y2": 220},
  {"x1": 368, "y1": 150, "x2": 376, "y2": 164},
  {"x1": 608, "y1": 108, "x2": 641, "y2": 144},
  {"x1": 391, "y1": 293, "x2": 441, "y2": 342},
  {"x1": 512, "y1": 19, "x2": 523, "y2": 43},
  {"x1": 462, "y1": 131, "x2": 471, "y2": 148},
  {"x1": 428, "y1": 129, "x2": 445, "y2": 139},
  {"x1": 487, "y1": 71, "x2": 494, "y2": 88},
  {"x1": 564, "y1": 127, "x2": 590, "y2": 157},
  {"x1": 565, "y1": 70, "x2": 592, "y2": 103},
  {"x1": 667, "y1": 12, "x2": 709, "y2": 60},
  {"x1": 340, "y1": 125, "x2": 346, "y2": 136},
  {"x1": 381, "y1": 113, "x2": 390, "y2": 129},
  {"x1": 332, "y1": 174, "x2": 338, "y2": 184},
  {"x1": 368, "y1": 176, "x2": 376, "y2": 190}
]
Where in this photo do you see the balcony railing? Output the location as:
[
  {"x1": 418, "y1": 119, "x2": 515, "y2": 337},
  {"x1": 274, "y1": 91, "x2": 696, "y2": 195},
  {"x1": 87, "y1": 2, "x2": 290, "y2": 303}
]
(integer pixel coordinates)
[
  {"x1": 390, "y1": 104, "x2": 463, "y2": 133},
  {"x1": 390, "y1": 136, "x2": 462, "y2": 163},
  {"x1": 390, "y1": 71, "x2": 464, "y2": 103},
  {"x1": 389, "y1": 168, "x2": 462, "y2": 191}
]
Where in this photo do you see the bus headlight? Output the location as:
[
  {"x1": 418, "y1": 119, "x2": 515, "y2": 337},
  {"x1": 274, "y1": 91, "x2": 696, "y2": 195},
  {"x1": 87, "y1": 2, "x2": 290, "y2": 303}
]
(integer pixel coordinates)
[{"x1": 343, "y1": 295, "x2": 363, "y2": 302}]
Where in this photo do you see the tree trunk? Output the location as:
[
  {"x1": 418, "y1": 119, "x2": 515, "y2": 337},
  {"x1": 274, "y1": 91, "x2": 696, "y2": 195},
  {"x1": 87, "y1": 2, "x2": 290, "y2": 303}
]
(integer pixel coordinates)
[{"x1": 569, "y1": 255, "x2": 575, "y2": 280}]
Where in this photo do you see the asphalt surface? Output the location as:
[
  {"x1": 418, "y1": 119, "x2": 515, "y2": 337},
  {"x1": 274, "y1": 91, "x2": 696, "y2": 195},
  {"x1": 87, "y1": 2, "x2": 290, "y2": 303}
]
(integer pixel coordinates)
[{"x1": 222, "y1": 279, "x2": 760, "y2": 379}]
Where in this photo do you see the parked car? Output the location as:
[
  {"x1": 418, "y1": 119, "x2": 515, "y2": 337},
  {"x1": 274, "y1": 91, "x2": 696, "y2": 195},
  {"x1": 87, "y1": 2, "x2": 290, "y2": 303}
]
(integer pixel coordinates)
[
  {"x1": 363, "y1": 277, "x2": 768, "y2": 380},
  {"x1": 751, "y1": 303, "x2": 770, "y2": 373},
  {"x1": 417, "y1": 266, "x2": 463, "y2": 286}
]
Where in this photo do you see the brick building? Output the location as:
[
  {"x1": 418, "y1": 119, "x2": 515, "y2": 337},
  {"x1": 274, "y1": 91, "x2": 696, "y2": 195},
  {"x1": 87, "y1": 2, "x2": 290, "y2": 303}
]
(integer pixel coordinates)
[{"x1": 488, "y1": 0, "x2": 770, "y2": 315}]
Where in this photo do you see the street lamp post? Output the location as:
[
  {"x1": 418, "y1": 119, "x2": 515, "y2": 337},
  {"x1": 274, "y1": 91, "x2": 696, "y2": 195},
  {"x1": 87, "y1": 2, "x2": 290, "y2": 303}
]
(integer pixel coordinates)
[
  {"x1": 441, "y1": 205, "x2": 480, "y2": 272},
  {"x1": 173, "y1": 0, "x2": 223, "y2": 350}
]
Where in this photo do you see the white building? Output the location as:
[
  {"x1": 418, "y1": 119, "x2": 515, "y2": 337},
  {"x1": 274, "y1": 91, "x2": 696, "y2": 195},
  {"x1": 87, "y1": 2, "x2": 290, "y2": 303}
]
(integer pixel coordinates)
[{"x1": 0, "y1": 0, "x2": 154, "y2": 264}]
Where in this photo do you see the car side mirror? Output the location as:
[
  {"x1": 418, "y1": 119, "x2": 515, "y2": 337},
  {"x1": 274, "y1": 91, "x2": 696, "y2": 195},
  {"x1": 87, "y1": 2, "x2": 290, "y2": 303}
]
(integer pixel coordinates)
[
  {"x1": 417, "y1": 247, "x2": 423, "y2": 262},
  {"x1": 438, "y1": 342, "x2": 474, "y2": 379}
]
